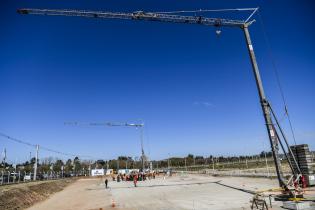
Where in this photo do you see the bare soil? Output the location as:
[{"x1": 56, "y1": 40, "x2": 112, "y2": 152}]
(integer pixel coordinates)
[{"x1": 0, "y1": 178, "x2": 75, "y2": 210}]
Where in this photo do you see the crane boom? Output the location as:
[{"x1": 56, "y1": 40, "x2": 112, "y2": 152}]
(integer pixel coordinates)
[
  {"x1": 17, "y1": 8, "x2": 247, "y2": 28},
  {"x1": 18, "y1": 7, "x2": 302, "y2": 192}
]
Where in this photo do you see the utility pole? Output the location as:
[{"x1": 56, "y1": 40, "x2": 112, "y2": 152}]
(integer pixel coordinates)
[
  {"x1": 2, "y1": 148, "x2": 6, "y2": 167},
  {"x1": 167, "y1": 153, "x2": 170, "y2": 169},
  {"x1": 13, "y1": 158, "x2": 17, "y2": 183},
  {"x1": 239, "y1": 157, "x2": 242, "y2": 170},
  {"x1": 73, "y1": 159, "x2": 76, "y2": 176},
  {"x1": 33, "y1": 145, "x2": 39, "y2": 181},
  {"x1": 185, "y1": 158, "x2": 187, "y2": 172}
]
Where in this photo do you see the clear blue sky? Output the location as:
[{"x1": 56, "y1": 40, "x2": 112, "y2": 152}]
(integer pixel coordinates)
[{"x1": 1, "y1": 0, "x2": 314, "y2": 162}]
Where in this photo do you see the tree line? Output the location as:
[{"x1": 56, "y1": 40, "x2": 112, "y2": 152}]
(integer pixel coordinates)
[{"x1": 0, "y1": 151, "x2": 275, "y2": 174}]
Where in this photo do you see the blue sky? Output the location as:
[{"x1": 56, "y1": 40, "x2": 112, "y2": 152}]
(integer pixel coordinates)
[{"x1": 1, "y1": 0, "x2": 314, "y2": 162}]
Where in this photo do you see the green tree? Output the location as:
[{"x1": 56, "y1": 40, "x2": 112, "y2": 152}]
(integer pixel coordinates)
[
  {"x1": 65, "y1": 159, "x2": 73, "y2": 172},
  {"x1": 53, "y1": 159, "x2": 64, "y2": 171},
  {"x1": 73, "y1": 157, "x2": 82, "y2": 174}
]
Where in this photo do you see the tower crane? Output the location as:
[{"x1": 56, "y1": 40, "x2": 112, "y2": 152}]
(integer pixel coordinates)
[
  {"x1": 65, "y1": 121, "x2": 147, "y2": 170},
  {"x1": 18, "y1": 7, "x2": 303, "y2": 196}
]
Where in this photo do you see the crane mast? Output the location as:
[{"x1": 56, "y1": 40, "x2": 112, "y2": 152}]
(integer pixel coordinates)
[{"x1": 18, "y1": 7, "x2": 302, "y2": 192}]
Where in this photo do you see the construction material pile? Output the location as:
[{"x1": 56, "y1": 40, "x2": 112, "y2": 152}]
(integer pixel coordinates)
[{"x1": 290, "y1": 144, "x2": 315, "y2": 186}]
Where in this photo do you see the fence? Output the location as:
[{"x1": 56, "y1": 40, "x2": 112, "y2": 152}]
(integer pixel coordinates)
[
  {"x1": 174, "y1": 167, "x2": 293, "y2": 179},
  {"x1": 0, "y1": 170, "x2": 66, "y2": 185}
]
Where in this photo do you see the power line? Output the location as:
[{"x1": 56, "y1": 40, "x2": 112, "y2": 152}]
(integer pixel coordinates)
[
  {"x1": 0, "y1": 132, "x2": 36, "y2": 148},
  {"x1": 0, "y1": 132, "x2": 94, "y2": 159}
]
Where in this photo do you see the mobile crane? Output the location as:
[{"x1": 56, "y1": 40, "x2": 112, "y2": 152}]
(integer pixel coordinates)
[{"x1": 18, "y1": 7, "x2": 303, "y2": 197}]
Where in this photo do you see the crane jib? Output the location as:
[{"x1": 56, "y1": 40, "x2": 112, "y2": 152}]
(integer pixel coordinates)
[{"x1": 17, "y1": 8, "x2": 245, "y2": 27}]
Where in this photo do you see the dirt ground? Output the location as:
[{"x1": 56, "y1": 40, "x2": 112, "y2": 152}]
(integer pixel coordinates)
[
  {"x1": 25, "y1": 174, "x2": 302, "y2": 210},
  {"x1": 27, "y1": 178, "x2": 112, "y2": 210},
  {"x1": 0, "y1": 178, "x2": 75, "y2": 210}
]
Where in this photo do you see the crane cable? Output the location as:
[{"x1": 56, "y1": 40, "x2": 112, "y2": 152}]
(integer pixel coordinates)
[{"x1": 257, "y1": 10, "x2": 298, "y2": 146}]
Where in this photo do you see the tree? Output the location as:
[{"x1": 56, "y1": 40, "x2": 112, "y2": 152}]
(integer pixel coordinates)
[
  {"x1": 65, "y1": 159, "x2": 73, "y2": 172},
  {"x1": 73, "y1": 157, "x2": 82, "y2": 174},
  {"x1": 53, "y1": 159, "x2": 64, "y2": 171},
  {"x1": 118, "y1": 156, "x2": 127, "y2": 161},
  {"x1": 96, "y1": 160, "x2": 105, "y2": 168},
  {"x1": 187, "y1": 154, "x2": 194, "y2": 159},
  {"x1": 30, "y1": 157, "x2": 36, "y2": 165}
]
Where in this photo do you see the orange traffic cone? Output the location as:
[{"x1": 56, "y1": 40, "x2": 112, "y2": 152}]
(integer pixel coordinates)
[{"x1": 111, "y1": 198, "x2": 116, "y2": 208}]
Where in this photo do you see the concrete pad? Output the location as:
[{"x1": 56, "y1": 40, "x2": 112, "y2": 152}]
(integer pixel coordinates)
[{"x1": 27, "y1": 174, "x2": 296, "y2": 210}]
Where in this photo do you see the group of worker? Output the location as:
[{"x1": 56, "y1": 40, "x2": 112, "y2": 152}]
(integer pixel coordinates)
[{"x1": 104, "y1": 171, "x2": 157, "y2": 188}]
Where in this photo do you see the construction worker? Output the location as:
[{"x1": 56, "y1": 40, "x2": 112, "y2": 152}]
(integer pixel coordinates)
[
  {"x1": 133, "y1": 174, "x2": 138, "y2": 187},
  {"x1": 301, "y1": 175, "x2": 307, "y2": 188},
  {"x1": 105, "y1": 178, "x2": 108, "y2": 189}
]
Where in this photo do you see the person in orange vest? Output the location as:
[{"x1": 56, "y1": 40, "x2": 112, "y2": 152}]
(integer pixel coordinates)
[
  {"x1": 133, "y1": 174, "x2": 138, "y2": 187},
  {"x1": 301, "y1": 175, "x2": 307, "y2": 188}
]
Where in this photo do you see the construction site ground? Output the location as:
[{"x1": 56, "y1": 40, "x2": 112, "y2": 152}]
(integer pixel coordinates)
[
  {"x1": 0, "y1": 178, "x2": 76, "y2": 210},
  {"x1": 21, "y1": 174, "x2": 314, "y2": 210}
]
